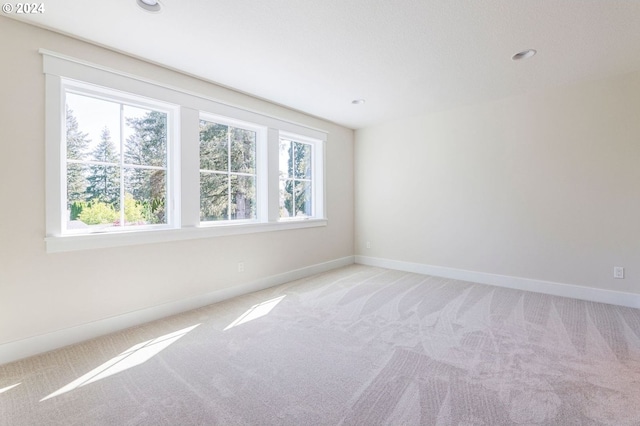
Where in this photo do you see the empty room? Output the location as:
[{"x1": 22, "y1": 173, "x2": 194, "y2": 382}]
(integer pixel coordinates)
[{"x1": 1, "y1": 1, "x2": 640, "y2": 424}]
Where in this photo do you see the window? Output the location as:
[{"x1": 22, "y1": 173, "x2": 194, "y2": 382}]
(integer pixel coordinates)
[
  {"x1": 64, "y1": 88, "x2": 175, "y2": 234},
  {"x1": 43, "y1": 50, "x2": 327, "y2": 252},
  {"x1": 199, "y1": 117, "x2": 259, "y2": 222},
  {"x1": 279, "y1": 137, "x2": 313, "y2": 218}
]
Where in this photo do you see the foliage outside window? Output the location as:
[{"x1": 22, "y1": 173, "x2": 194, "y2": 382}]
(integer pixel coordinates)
[
  {"x1": 279, "y1": 138, "x2": 313, "y2": 218},
  {"x1": 65, "y1": 92, "x2": 168, "y2": 232},
  {"x1": 199, "y1": 119, "x2": 257, "y2": 222}
]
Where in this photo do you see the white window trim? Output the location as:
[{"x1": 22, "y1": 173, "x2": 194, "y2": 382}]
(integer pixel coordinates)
[
  {"x1": 278, "y1": 131, "x2": 325, "y2": 221},
  {"x1": 44, "y1": 219, "x2": 328, "y2": 253},
  {"x1": 198, "y1": 112, "x2": 268, "y2": 225},
  {"x1": 43, "y1": 50, "x2": 328, "y2": 253},
  {"x1": 61, "y1": 79, "x2": 181, "y2": 235}
]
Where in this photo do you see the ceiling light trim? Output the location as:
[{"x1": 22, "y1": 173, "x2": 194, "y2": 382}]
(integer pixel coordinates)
[
  {"x1": 137, "y1": 0, "x2": 161, "y2": 13},
  {"x1": 512, "y1": 49, "x2": 537, "y2": 61}
]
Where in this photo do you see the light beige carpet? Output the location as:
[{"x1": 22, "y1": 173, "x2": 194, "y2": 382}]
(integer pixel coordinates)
[{"x1": 2, "y1": 265, "x2": 640, "y2": 425}]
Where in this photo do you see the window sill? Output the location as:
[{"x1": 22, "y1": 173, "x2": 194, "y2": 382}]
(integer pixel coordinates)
[{"x1": 45, "y1": 218, "x2": 328, "y2": 253}]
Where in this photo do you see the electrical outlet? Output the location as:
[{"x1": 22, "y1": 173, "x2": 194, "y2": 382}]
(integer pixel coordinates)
[
  {"x1": 366, "y1": 241, "x2": 371, "y2": 249},
  {"x1": 238, "y1": 262, "x2": 245, "y2": 273},
  {"x1": 613, "y1": 266, "x2": 624, "y2": 279}
]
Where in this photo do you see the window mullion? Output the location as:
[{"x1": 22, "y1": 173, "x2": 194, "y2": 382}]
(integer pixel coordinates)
[
  {"x1": 266, "y1": 128, "x2": 280, "y2": 223},
  {"x1": 47, "y1": 74, "x2": 64, "y2": 236},
  {"x1": 119, "y1": 103, "x2": 125, "y2": 227},
  {"x1": 227, "y1": 127, "x2": 232, "y2": 221},
  {"x1": 181, "y1": 107, "x2": 200, "y2": 227},
  {"x1": 292, "y1": 142, "x2": 297, "y2": 217},
  {"x1": 311, "y1": 143, "x2": 315, "y2": 217}
]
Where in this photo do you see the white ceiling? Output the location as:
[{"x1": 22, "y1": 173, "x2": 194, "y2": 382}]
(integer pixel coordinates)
[{"x1": 10, "y1": 0, "x2": 640, "y2": 129}]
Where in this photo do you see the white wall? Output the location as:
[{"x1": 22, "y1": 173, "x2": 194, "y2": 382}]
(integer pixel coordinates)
[
  {"x1": 0, "y1": 18, "x2": 354, "y2": 351},
  {"x1": 355, "y1": 70, "x2": 640, "y2": 294}
]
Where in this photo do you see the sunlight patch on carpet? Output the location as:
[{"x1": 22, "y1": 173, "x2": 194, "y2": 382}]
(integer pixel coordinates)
[
  {"x1": 0, "y1": 383, "x2": 21, "y2": 394},
  {"x1": 40, "y1": 324, "x2": 200, "y2": 402},
  {"x1": 224, "y1": 296, "x2": 285, "y2": 331}
]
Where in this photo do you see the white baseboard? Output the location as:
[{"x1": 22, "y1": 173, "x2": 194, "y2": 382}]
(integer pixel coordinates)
[
  {"x1": 0, "y1": 256, "x2": 354, "y2": 366},
  {"x1": 355, "y1": 255, "x2": 640, "y2": 309}
]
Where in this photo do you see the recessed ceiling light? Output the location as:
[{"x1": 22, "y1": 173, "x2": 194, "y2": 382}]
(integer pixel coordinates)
[
  {"x1": 137, "y1": 0, "x2": 161, "y2": 12},
  {"x1": 351, "y1": 99, "x2": 365, "y2": 105},
  {"x1": 512, "y1": 49, "x2": 536, "y2": 61}
]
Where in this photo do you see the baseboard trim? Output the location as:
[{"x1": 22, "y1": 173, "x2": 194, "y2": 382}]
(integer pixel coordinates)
[
  {"x1": 355, "y1": 255, "x2": 640, "y2": 309},
  {"x1": 1, "y1": 256, "x2": 355, "y2": 366}
]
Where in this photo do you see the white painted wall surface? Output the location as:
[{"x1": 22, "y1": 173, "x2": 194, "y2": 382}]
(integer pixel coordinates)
[
  {"x1": 0, "y1": 17, "x2": 354, "y2": 348},
  {"x1": 355, "y1": 70, "x2": 640, "y2": 294}
]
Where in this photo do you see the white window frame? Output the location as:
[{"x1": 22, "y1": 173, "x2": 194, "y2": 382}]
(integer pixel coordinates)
[
  {"x1": 42, "y1": 50, "x2": 327, "y2": 253},
  {"x1": 61, "y1": 80, "x2": 180, "y2": 235},
  {"x1": 278, "y1": 131, "x2": 324, "y2": 221},
  {"x1": 198, "y1": 113, "x2": 268, "y2": 225}
]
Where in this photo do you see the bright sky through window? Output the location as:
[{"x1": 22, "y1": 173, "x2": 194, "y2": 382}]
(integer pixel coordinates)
[{"x1": 66, "y1": 93, "x2": 149, "y2": 155}]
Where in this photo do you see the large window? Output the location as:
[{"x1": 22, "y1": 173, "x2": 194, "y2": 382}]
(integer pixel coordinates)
[
  {"x1": 199, "y1": 118, "x2": 258, "y2": 222},
  {"x1": 279, "y1": 137, "x2": 313, "y2": 218},
  {"x1": 63, "y1": 87, "x2": 175, "y2": 234},
  {"x1": 43, "y1": 50, "x2": 327, "y2": 252}
]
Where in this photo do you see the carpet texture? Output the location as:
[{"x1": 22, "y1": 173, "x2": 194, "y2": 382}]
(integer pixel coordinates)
[{"x1": 2, "y1": 265, "x2": 640, "y2": 425}]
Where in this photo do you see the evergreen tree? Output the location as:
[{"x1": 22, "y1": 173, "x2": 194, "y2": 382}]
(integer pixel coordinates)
[
  {"x1": 199, "y1": 123, "x2": 256, "y2": 221},
  {"x1": 86, "y1": 127, "x2": 120, "y2": 206},
  {"x1": 125, "y1": 111, "x2": 167, "y2": 223},
  {"x1": 66, "y1": 106, "x2": 90, "y2": 205},
  {"x1": 125, "y1": 111, "x2": 166, "y2": 197},
  {"x1": 283, "y1": 141, "x2": 312, "y2": 217},
  {"x1": 200, "y1": 122, "x2": 229, "y2": 220},
  {"x1": 230, "y1": 127, "x2": 256, "y2": 219}
]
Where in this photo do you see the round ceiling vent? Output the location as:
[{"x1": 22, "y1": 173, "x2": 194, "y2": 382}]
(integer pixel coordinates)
[
  {"x1": 137, "y1": 0, "x2": 161, "y2": 13},
  {"x1": 512, "y1": 49, "x2": 537, "y2": 61}
]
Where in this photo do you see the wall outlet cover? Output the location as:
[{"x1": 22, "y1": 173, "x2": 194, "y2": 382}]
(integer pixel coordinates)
[{"x1": 614, "y1": 266, "x2": 624, "y2": 279}]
